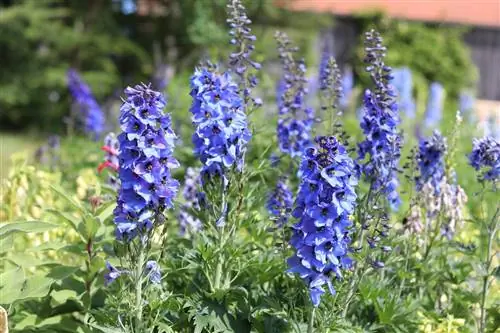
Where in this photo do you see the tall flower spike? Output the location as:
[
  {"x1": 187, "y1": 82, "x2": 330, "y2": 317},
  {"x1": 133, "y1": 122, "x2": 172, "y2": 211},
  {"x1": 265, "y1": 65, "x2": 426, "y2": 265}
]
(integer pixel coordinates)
[
  {"x1": 288, "y1": 136, "x2": 358, "y2": 307},
  {"x1": 114, "y1": 83, "x2": 180, "y2": 241},
  {"x1": 275, "y1": 31, "x2": 314, "y2": 158},
  {"x1": 358, "y1": 30, "x2": 402, "y2": 209},
  {"x1": 67, "y1": 69, "x2": 105, "y2": 139},
  {"x1": 469, "y1": 136, "x2": 499, "y2": 182},
  {"x1": 459, "y1": 91, "x2": 475, "y2": 122},
  {"x1": 189, "y1": 67, "x2": 251, "y2": 180},
  {"x1": 227, "y1": 0, "x2": 261, "y2": 109},
  {"x1": 266, "y1": 178, "x2": 293, "y2": 228},
  {"x1": 392, "y1": 67, "x2": 415, "y2": 118},
  {"x1": 178, "y1": 167, "x2": 203, "y2": 235},
  {"x1": 98, "y1": 132, "x2": 120, "y2": 190},
  {"x1": 424, "y1": 82, "x2": 445, "y2": 129},
  {"x1": 417, "y1": 131, "x2": 447, "y2": 195}
]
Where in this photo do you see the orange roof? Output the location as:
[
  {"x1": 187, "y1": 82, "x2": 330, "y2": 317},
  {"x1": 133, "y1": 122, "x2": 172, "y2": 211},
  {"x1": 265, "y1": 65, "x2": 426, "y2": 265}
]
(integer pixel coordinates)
[{"x1": 284, "y1": 0, "x2": 500, "y2": 28}]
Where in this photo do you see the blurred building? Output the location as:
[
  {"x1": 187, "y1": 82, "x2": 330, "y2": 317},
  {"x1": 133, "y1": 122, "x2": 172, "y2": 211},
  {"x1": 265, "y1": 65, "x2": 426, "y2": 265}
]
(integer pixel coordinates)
[{"x1": 285, "y1": 0, "x2": 500, "y2": 103}]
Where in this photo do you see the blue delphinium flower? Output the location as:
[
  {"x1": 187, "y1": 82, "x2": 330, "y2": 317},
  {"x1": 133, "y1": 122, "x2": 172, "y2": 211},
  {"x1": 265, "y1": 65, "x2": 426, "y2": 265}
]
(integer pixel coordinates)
[
  {"x1": 459, "y1": 91, "x2": 475, "y2": 121},
  {"x1": 469, "y1": 136, "x2": 499, "y2": 182},
  {"x1": 266, "y1": 178, "x2": 293, "y2": 228},
  {"x1": 275, "y1": 31, "x2": 314, "y2": 158},
  {"x1": 104, "y1": 261, "x2": 126, "y2": 286},
  {"x1": 114, "y1": 83, "x2": 180, "y2": 241},
  {"x1": 178, "y1": 167, "x2": 203, "y2": 235},
  {"x1": 358, "y1": 30, "x2": 402, "y2": 209},
  {"x1": 423, "y1": 82, "x2": 445, "y2": 128},
  {"x1": 392, "y1": 67, "x2": 415, "y2": 118},
  {"x1": 417, "y1": 131, "x2": 447, "y2": 194},
  {"x1": 227, "y1": 0, "x2": 261, "y2": 109},
  {"x1": 67, "y1": 69, "x2": 105, "y2": 139},
  {"x1": 189, "y1": 67, "x2": 251, "y2": 180},
  {"x1": 288, "y1": 136, "x2": 358, "y2": 307},
  {"x1": 145, "y1": 260, "x2": 161, "y2": 284},
  {"x1": 339, "y1": 66, "x2": 354, "y2": 110}
]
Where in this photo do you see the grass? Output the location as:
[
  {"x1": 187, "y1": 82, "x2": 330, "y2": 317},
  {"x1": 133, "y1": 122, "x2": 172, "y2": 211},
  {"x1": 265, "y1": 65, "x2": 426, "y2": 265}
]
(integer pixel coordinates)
[{"x1": 0, "y1": 132, "x2": 43, "y2": 180}]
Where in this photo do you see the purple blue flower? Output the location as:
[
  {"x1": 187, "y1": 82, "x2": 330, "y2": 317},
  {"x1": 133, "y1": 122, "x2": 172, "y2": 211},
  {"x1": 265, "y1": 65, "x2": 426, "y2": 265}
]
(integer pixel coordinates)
[
  {"x1": 423, "y1": 82, "x2": 445, "y2": 128},
  {"x1": 392, "y1": 67, "x2": 415, "y2": 118},
  {"x1": 357, "y1": 30, "x2": 402, "y2": 210},
  {"x1": 288, "y1": 136, "x2": 358, "y2": 307},
  {"x1": 189, "y1": 67, "x2": 251, "y2": 180},
  {"x1": 340, "y1": 66, "x2": 354, "y2": 110},
  {"x1": 469, "y1": 136, "x2": 499, "y2": 182},
  {"x1": 178, "y1": 167, "x2": 203, "y2": 235},
  {"x1": 417, "y1": 131, "x2": 447, "y2": 194},
  {"x1": 113, "y1": 83, "x2": 180, "y2": 241},
  {"x1": 67, "y1": 69, "x2": 105, "y2": 139},
  {"x1": 104, "y1": 261, "x2": 125, "y2": 286},
  {"x1": 145, "y1": 260, "x2": 161, "y2": 284},
  {"x1": 227, "y1": 0, "x2": 261, "y2": 109},
  {"x1": 275, "y1": 31, "x2": 314, "y2": 158},
  {"x1": 267, "y1": 178, "x2": 293, "y2": 228},
  {"x1": 459, "y1": 91, "x2": 475, "y2": 121}
]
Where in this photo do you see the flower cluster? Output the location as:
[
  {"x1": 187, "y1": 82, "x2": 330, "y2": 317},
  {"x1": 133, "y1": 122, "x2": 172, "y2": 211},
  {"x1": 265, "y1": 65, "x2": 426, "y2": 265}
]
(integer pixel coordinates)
[
  {"x1": 459, "y1": 91, "x2": 475, "y2": 121},
  {"x1": 104, "y1": 260, "x2": 162, "y2": 285},
  {"x1": 357, "y1": 30, "x2": 402, "y2": 209},
  {"x1": 469, "y1": 136, "x2": 499, "y2": 182},
  {"x1": 227, "y1": 0, "x2": 261, "y2": 108},
  {"x1": 189, "y1": 67, "x2": 251, "y2": 179},
  {"x1": 266, "y1": 178, "x2": 293, "y2": 228},
  {"x1": 98, "y1": 132, "x2": 120, "y2": 190},
  {"x1": 424, "y1": 82, "x2": 445, "y2": 129},
  {"x1": 275, "y1": 31, "x2": 314, "y2": 158},
  {"x1": 67, "y1": 69, "x2": 105, "y2": 138},
  {"x1": 417, "y1": 131, "x2": 447, "y2": 195},
  {"x1": 178, "y1": 167, "x2": 203, "y2": 235},
  {"x1": 114, "y1": 83, "x2": 180, "y2": 241},
  {"x1": 288, "y1": 136, "x2": 358, "y2": 307},
  {"x1": 392, "y1": 67, "x2": 415, "y2": 118},
  {"x1": 318, "y1": 52, "x2": 343, "y2": 112}
]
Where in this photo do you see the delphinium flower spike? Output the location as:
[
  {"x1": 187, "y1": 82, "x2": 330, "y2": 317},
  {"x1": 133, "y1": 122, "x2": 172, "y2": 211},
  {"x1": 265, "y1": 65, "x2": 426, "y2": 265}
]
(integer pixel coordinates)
[
  {"x1": 288, "y1": 136, "x2": 358, "y2": 307},
  {"x1": 340, "y1": 66, "x2": 354, "y2": 110},
  {"x1": 67, "y1": 69, "x2": 105, "y2": 139},
  {"x1": 227, "y1": 0, "x2": 261, "y2": 109},
  {"x1": 114, "y1": 83, "x2": 180, "y2": 241},
  {"x1": 469, "y1": 136, "x2": 499, "y2": 183},
  {"x1": 275, "y1": 31, "x2": 314, "y2": 158},
  {"x1": 178, "y1": 167, "x2": 203, "y2": 235},
  {"x1": 358, "y1": 29, "x2": 402, "y2": 210},
  {"x1": 459, "y1": 91, "x2": 475, "y2": 122},
  {"x1": 266, "y1": 177, "x2": 293, "y2": 228},
  {"x1": 423, "y1": 82, "x2": 445, "y2": 129},
  {"x1": 416, "y1": 131, "x2": 447, "y2": 195},
  {"x1": 189, "y1": 67, "x2": 251, "y2": 182},
  {"x1": 392, "y1": 67, "x2": 415, "y2": 118}
]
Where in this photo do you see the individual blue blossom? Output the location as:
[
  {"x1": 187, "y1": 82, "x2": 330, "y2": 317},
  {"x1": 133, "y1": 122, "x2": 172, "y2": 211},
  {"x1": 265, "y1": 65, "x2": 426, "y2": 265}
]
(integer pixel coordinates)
[
  {"x1": 459, "y1": 91, "x2": 475, "y2": 122},
  {"x1": 67, "y1": 69, "x2": 105, "y2": 139},
  {"x1": 178, "y1": 167, "x2": 203, "y2": 235},
  {"x1": 358, "y1": 30, "x2": 402, "y2": 209},
  {"x1": 145, "y1": 260, "x2": 161, "y2": 284},
  {"x1": 288, "y1": 136, "x2": 358, "y2": 307},
  {"x1": 267, "y1": 178, "x2": 293, "y2": 228},
  {"x1": 104, "y1": 261, "x2": 126, "y2": 286},
  {"x1": 275, "y1": 31, "x2": 314, "y2": 158},
  {"x1": 227, "y1": 0, "x2": 261, "y2": 108},
  {"x1": 392, "y1": 67, "x2": 415, "y2": 118},
  {"x1": 469, "y1": 136, "x2": 499, "y2": 182},
  {"x1": 417, "y1": 131, "x2": 447, "y2": 194},
  {"x1": 339, "y1": 66, "x2": 354, "y2": 110},
  {"x1": 189, "y1": 67, "x2": 251, "y2": 180},
  {"x1": 423, "y1": 82, "x2": 445, "y2": 128},
  {"x1": 113, "y1": 83, "x2": 180, "y2": 241}
]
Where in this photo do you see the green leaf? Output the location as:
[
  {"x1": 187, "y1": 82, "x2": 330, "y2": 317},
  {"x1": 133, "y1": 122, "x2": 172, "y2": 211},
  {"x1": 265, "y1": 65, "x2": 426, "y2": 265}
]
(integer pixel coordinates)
[
  {"x1": 6, "y1": 252, "x2": 59, "y2": 268},
  {"x1": 0, "y1": 267, "x2": 25, "y2": 304},
  {"x1": 96, "y1": 202, "x2": 116, "y2": 223},
  {"x1": 0, "y1": 233, "x2": 14, "y2": 253},
  {"x1": 50, "y1": 289, "x2": 79, "y2": 306},
  {"x1": 50, "y1": 185, "x2": 87, "y2": 214},
  {"x1": 0, "y1": 221, "x2": 59, "y2": 238},
  {"x1": 46, "y1": 209, "x2": 80, "y2": 233}
]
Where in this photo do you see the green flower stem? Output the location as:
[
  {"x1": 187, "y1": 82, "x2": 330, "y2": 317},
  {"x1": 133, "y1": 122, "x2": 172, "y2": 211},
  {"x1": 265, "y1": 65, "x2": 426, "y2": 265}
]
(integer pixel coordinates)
[
  {"x1": 307, "y1": 307, "x2": 316, "y2": 333},
  {"x1": 479, "y1": 206, "x2": 499, "y2": 333},
  {"x1": 135, "y1": 242, "x2": 145, "y2": 333}
]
